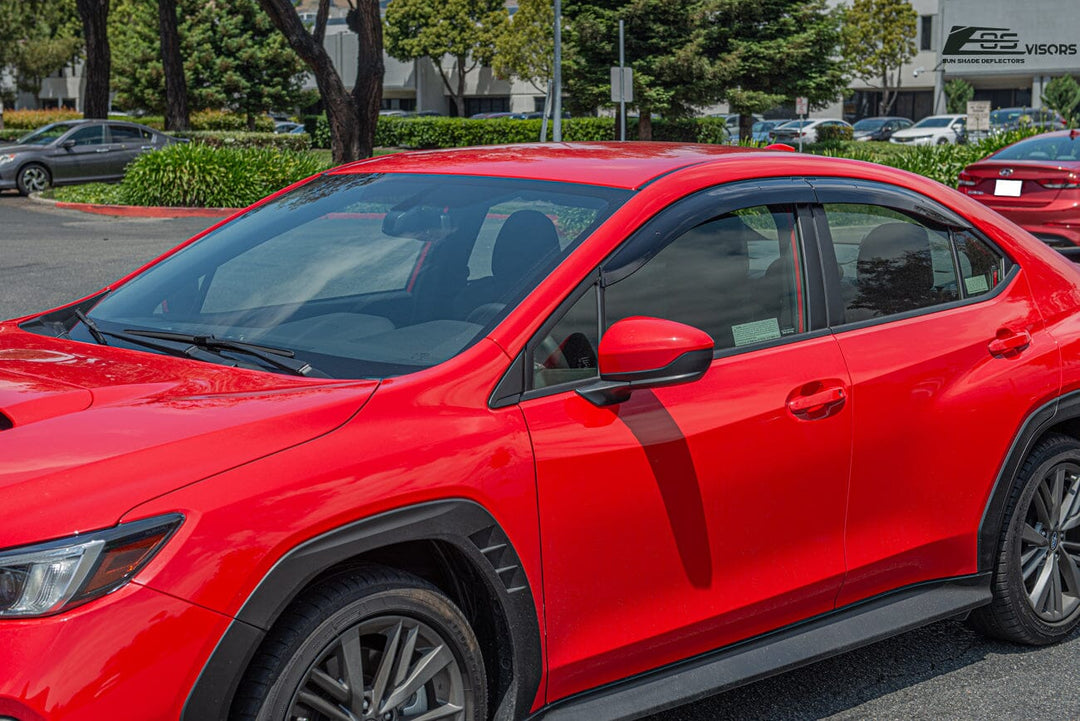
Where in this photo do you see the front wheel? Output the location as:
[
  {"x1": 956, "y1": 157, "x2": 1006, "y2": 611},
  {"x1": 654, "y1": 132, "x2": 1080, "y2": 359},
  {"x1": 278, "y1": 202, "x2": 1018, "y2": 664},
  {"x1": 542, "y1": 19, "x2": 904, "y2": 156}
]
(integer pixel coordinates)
[
  {"x1": 233, "y1": 566, "x2": 487, "y2": 721},
  {"x1": 936, "y1": 136, "x2": 949, "y2": 145},
  {"x1": 16, "y1": 163, "x2": 50, "y2": 196},
  {"x1": 971, "y1": 434, "x2": 1080, "y2": 644}
]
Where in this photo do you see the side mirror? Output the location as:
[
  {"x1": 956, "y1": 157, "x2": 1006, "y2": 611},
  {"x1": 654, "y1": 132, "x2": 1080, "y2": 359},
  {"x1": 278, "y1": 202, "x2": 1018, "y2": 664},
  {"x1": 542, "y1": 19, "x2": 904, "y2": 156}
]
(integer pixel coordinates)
[
  {"x1": 577, "y1": 316, "x2": 714, "y2": 406},
  {"x1": 59, "y1": 139, "x2": 76, "y2": 149}
]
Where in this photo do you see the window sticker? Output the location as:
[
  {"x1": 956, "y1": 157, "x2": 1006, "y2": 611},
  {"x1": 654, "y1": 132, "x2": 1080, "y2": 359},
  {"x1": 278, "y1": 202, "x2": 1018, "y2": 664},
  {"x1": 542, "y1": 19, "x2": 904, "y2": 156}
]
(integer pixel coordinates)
[
  {"x1": 964, "y1": 275, "x2": 990, "y2": 295},
  {"x1": 732, "y1": 318, "x2": 782, "y2": 347}
]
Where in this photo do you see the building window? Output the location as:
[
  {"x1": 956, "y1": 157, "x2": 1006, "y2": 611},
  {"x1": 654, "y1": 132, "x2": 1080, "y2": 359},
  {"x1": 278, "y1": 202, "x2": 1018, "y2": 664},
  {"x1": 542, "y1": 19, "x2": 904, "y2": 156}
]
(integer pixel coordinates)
[
  {"x1": 920, "y1": 15, "x2": 933, "y2": 51},
  {"x1": 464, "y1": 96, "x2": 510, "y2": 117}
]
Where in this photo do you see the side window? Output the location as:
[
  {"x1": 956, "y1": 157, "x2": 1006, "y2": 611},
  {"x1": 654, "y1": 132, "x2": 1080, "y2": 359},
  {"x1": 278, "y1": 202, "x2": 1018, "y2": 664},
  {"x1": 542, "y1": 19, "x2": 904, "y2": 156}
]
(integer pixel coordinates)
[
  {"x1": 109, "y1": 124, "x2": 149, "y2": 142},
  {"x1": 68, "y1": 125, "x2": 106, "y2": 146},
  {"x1": 530, "y1": 285, "x2": 600, "y2": 389},
  {"x1": 603, "y1": 205, "x2": 806, "y2": 351},
  {"x1": 954, "y1": 229, "x2": 1007, "y2": 298},
  {"x1": 822, "y1": 203, "x2": 1004, "y2": 324}
]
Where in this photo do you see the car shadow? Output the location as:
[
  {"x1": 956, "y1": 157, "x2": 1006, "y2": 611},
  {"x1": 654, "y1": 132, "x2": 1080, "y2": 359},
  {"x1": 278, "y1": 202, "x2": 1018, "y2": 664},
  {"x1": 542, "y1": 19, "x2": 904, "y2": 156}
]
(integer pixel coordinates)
[{"x1": 652, "y1": 618, "x2": 1080, "y2": 720}]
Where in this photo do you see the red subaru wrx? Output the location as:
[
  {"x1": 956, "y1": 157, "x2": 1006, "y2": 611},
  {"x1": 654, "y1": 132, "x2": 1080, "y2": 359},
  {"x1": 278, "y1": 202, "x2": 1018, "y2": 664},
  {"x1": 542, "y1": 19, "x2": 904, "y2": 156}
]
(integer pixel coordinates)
[{"x1": 3, "y1": 143, "x2": 1080, "y2": 721}]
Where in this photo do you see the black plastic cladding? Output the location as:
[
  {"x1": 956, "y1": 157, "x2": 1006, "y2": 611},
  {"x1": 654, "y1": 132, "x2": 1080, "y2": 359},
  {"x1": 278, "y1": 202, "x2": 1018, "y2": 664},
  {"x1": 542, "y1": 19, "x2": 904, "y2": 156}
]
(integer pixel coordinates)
[{"x1": 181, "y1": 500, "x2": 541, "y2": 721}]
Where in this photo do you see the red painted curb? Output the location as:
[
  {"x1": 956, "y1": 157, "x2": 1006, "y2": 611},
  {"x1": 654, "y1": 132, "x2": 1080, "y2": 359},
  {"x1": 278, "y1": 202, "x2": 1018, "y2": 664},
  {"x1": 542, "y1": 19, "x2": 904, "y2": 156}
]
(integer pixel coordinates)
[{"x1": 53, "y1": 201, "x2": 242, "y2": 218}]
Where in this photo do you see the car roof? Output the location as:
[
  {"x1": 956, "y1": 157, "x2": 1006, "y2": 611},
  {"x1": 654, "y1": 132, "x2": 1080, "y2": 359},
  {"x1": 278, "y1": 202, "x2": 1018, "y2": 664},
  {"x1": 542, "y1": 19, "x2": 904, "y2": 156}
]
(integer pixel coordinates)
[{"x1": 332, "y1": 142, "x2": 774, "y2": 190}]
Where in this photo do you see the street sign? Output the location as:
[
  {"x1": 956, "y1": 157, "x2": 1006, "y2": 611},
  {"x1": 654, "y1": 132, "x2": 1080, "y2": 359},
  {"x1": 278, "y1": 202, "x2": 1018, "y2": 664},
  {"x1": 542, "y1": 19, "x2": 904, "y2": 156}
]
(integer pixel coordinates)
[
  {"x1": 795, "y1": 97, "x2": 808, "y2": 116},
  {"x1": 610, "y1": 66, "x2": 633, "y2": 103},
  {"x1": 967, "y1": 100, "x2": 991, "y2": 132}
]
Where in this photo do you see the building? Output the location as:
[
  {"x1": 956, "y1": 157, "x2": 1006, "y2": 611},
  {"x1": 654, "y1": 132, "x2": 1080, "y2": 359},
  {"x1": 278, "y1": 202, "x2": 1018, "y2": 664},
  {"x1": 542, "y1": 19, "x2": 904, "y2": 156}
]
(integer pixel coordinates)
[{"x1": 824, "y1": 0, "x2": 1080, "y2": 122}]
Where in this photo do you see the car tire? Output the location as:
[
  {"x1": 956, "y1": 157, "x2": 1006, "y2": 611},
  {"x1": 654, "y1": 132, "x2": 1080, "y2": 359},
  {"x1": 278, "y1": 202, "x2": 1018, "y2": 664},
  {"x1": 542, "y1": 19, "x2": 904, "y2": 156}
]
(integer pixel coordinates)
[
  {"x1": 232, "y1": 565, "x2": 487, "y2": 721},
  {"x1": 936, "y1": 137, "x2": 949, "y2": 145},
  {"x1": 970, "y1": 433, "x2": 1080, "y2": 645},
  {"x1": 16, "y1": 163, "x2": 51, "y2": 196}
]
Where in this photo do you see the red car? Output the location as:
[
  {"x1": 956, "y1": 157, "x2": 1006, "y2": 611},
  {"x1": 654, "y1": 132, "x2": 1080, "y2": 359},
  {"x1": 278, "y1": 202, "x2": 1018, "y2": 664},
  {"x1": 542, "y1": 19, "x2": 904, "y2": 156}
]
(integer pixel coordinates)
[
  {"x1": 3, "y1": 143, "x2": 1080, "y2": 721},
  {"x1": 958, "y1": 129, "x2": 1080, "y2": 247}
]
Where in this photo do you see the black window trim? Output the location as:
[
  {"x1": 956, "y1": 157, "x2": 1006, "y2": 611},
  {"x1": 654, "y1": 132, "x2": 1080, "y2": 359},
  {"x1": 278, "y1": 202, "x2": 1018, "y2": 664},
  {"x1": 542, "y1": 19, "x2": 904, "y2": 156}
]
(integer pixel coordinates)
[
  {"x1": 491, "y1": 178, "x2": 832, "y2": 407},
  {"x1": 807, "y1": 178, "x2": 1019, "y2": 331}
]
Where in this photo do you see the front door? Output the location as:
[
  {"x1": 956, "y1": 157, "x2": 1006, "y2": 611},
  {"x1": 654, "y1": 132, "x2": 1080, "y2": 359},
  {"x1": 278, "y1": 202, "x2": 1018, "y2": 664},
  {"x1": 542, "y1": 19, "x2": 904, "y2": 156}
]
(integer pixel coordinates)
[{"x1": 519, "y1": 184, "x2": 854, "y2": 702}]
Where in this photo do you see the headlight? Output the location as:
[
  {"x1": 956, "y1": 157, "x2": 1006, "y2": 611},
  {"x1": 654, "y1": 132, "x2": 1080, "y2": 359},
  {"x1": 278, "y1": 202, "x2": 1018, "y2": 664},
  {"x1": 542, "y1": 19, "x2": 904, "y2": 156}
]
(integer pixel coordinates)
[
  {"x1": 0, "y1": 154, "x2": 16, "y2": 167},
  {"x1": 0, "y1": 514, "x2": 182, "y2": 618}
]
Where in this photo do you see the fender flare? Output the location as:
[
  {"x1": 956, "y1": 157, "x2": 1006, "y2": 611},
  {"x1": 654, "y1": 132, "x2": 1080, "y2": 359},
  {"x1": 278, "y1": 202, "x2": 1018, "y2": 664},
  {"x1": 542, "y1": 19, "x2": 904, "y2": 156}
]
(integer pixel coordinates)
[
  {"x1": 978, "y1": 390, "x2": 1080, "y2": 570},
  {"x1": 181, "y1": 499, "x2": 542, "y2": 721}
]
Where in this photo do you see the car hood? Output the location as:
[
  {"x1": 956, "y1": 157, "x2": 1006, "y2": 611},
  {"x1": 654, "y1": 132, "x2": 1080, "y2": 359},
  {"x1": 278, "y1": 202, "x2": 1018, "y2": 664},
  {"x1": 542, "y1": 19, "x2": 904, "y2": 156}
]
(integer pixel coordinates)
[
  {"x1": 892, "y1": 127, "x2": 944, "y2": 138},
  {"x1": 0, "y1": 143, "x2": 35, "y2": 154},
  {"x1": 0, "y1": 325, "x2": 378, "y2": 548}
]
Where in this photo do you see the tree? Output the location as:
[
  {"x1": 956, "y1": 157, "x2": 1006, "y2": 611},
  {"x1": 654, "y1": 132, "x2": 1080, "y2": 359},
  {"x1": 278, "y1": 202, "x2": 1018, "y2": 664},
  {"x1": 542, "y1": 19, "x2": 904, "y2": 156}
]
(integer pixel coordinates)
[
  {"x1": 158, "y1": 0, "x2": 188, "y2": 130},
  {"x1": 0, "y1": 0, "x2": 81, "y2": 103},
  {"x1": 110, "y1": 0, "x2": 308, "y2": 128},
  {"x1": 185, "y1": 0, "x2": 307, "y2": 129},
  {"x1": 493, "y1": 0, "x2": 553, "y2": 96},
  {"x1": 840, "y1": 0, "x2": 917, "y2": 116},
  {"x1": 259, "y1": 0, "x2": 383, "y2": 162},
  {"x1": 944, "y1": 78, "x2": 974, "y2": 115},
  {"x1": 76, "y1": 0, "x2": 111, "y2": 117},
  {"x1": 564, "y1": 0, "x2": 723, "y2": 140},
  {"x1": 384, "y1": 0, "x2": 508, "y2": 117},
  {"x1": 1043, "y1": 76, "x2": 1080, "y2": 128},
  {"x1": 703, "y1": 0, "x2": 848, "y2": 140}
]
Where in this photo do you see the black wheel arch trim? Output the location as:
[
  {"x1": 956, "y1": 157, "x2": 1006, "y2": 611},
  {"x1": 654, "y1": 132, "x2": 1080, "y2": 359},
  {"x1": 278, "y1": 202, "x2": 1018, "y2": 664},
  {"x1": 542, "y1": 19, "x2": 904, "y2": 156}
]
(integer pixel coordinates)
[
  {"x1": 181, "y1": 499, "x2": 542, "y2": 721},
  {"x1": 978, "y1": 389, "x2": 1080, "y2": 572}
]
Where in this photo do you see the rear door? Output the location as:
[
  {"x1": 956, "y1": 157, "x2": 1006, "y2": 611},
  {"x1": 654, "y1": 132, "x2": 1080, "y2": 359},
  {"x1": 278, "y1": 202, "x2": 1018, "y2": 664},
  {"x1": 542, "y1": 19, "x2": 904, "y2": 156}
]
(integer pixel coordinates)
[
  {"x1": 108, "y1": 123, "x2": 156, "y2": 174},
  {"x1": 810, "y1": 179, "x2": 1060, "y2": 607},
  {"x1": 519, "y1": 180, "x2": 854, "y2": 701}
]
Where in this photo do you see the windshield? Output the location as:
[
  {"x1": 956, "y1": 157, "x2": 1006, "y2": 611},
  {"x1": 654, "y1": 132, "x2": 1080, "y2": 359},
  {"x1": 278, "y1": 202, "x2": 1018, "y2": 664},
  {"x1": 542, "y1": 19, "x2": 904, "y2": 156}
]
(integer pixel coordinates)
[
  {"x1": 993, "y1": 134, "x2": 1080, "y2": 161},
  {"x1": 17, "y1": 122, "x2": 80, "y2": 146},
  {"x1": 913, "y1": 117, "x2": 954, "y2": 128},
  {"x1": 853, "y1": 119, "x2": 886, "y2": 130},
  {"x1": 70, "y1": 173, "x2": 630, "y2": 379}
]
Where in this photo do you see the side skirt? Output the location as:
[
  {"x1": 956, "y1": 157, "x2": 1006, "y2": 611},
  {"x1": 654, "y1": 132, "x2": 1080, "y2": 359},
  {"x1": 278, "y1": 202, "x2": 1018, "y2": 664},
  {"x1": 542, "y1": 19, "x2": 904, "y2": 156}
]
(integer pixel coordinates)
[{"x1": 532, "y1": 573, "x2": 991, "y2": 721}]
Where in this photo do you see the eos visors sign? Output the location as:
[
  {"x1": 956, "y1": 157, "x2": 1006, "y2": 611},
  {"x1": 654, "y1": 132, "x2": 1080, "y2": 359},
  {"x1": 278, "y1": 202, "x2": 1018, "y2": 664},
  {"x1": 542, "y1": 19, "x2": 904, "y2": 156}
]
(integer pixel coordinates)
[{"x1": 940, "y1": 0, "x2": 1080, "y2": 73}]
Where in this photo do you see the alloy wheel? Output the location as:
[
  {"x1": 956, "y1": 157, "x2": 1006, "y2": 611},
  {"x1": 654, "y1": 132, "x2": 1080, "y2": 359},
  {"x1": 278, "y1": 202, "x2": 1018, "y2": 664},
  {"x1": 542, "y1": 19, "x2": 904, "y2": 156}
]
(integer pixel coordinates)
[
  {"x1": 287, "y1": 615, "x2": 466, "y2": 721},
  {"x1": 1020, "y1": 461, "x2": 1080, "y2": 622},
  {"x1": 20, "y1": 166, "x2": 49, "y2": 193}
]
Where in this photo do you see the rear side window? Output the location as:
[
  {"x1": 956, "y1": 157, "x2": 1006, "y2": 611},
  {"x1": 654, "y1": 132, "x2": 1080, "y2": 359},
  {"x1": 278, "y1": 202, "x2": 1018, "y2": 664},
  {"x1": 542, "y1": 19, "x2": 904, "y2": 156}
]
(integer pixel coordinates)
[
  {"x1": 110, "y1": 124, "x2": 152, "y2": 142},
  {"x1": 822, "y1": 203, "x2": 1007, "y2": 324}
]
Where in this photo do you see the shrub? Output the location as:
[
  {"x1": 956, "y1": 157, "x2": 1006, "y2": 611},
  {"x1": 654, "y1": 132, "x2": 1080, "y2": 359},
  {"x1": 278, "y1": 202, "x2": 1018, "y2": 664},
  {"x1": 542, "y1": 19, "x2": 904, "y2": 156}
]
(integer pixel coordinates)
[
  {"x1": 118, "y1": 144, "x2": 327, "y2": 208},
  {"x1": 178, "y1": 131, "x2": 312, "y2": 151},
  {"x1": 2, "y1": 108, "x2": 82, "y2": 129},
  {"x1": 0, "y1": 128, "x2": 24, "y2": 142},
  {"x1": 816, "y1": 124, "x2": 854, "y2": 142},
  {"x1": 48, "y1": 182, "x2": 128, "y2": 205}
]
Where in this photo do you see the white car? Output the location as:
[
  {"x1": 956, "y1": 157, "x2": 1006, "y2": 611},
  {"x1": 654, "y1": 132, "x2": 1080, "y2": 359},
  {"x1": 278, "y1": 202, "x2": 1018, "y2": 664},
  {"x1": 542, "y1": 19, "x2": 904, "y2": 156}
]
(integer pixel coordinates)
[
  {"x1": 768, "y1": 118, "x2": 852, "y2": 144},
  {"x1": 889, "y1": 114, "x2": 967, "y2": 146}
]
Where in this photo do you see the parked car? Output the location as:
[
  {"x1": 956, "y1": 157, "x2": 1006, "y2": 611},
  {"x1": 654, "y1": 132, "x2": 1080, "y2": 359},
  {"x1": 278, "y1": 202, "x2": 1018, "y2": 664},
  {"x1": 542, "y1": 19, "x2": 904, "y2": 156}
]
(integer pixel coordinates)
[
  {"x1": 890, "y1": 114, "x2": 967, "y2": 145},
  {"x1": 5, "y1": 142, "x2": 1080, "y2": 720},
  {"x1": 273, "y1": 121, "x2": 303, "y2": 134},
  {"x1": 852, "y1": 116, "x2": 913, "y2": 142},
  {"x1": 750, "y1": 119, "x2": 793, "y2": 143},
  {"x1": 0, "y1": 119, "x2": 181, "y2": 195},
  {"x1": 958, "y1": 129, "x2": 1080, "y2": 246},
  {"x1": 991, "y1": 107, "x2": 1065, "y2": 134},
  {"x1": 769, "y1": 118, "x2": 851, "y2": 143}
]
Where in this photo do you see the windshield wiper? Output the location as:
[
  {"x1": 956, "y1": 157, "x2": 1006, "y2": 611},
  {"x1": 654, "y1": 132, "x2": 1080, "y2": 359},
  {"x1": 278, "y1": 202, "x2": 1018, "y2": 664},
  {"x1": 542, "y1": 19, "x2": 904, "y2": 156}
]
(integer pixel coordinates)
[
  {"x1": 122, "y1": 329, "x2": 317, "y2": 377},
  {"x1": 73, "y1": 308, "x2": 109, "y2": 345}
]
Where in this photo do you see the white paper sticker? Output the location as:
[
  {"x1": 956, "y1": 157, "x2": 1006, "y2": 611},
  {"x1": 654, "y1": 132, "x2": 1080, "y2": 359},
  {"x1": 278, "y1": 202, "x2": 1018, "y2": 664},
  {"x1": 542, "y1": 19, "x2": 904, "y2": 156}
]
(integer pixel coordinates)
[
  {"x1": 732, "y1": 318, "x2": 782, "y2": 347},
  {"x1": 965, "y1": 275, "x2": 990, "y2": 295},
  {"x1": 994, "y1": 179, "x2": 1022, "y2": 197}
]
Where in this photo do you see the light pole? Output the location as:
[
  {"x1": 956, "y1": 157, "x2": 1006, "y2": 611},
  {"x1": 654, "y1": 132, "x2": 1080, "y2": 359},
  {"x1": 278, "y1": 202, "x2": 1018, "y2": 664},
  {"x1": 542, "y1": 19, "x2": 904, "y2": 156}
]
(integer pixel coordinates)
[{"x1": 553, "y1": 0, "x2": 562, "y2": 142}]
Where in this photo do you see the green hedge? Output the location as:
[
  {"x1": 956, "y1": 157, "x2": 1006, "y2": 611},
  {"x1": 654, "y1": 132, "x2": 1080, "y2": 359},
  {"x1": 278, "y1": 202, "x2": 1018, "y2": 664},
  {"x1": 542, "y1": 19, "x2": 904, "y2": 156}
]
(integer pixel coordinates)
[
  {"x1": 0, "y1": 128, "x2": 24, "y2": 142},
  {"x1": 176, "y1": 131, "x2": 311, "y2": 151},
  {"x1": 48, "y1": 144, "x2": 327, "y2": 208},
  {"x1": 816, "y1": 124, "x2": 854, "y2": 142}
]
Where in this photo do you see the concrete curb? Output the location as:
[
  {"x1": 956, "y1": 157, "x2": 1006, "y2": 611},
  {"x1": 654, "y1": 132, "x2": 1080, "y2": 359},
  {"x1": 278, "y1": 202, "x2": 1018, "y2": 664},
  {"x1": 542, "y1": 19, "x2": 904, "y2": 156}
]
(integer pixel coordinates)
[{"x1": 29, "y1": 192, "x2": 240, "y2": 218}]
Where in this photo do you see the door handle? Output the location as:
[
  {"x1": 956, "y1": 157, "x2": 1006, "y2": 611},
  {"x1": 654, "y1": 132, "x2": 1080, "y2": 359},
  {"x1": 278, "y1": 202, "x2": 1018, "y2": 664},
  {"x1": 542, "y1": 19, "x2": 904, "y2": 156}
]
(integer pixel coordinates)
[
  {"x1": 140, "y1": 145, "x2": 154, "y2": 150},
  {"x1": 95, "y1": 147, "x2": 110, "y2": 153},
  {"x1": 988, "y1": 329, "x2": 1031, "y2": 356},
  {"x1": 787, "y1": 385, "x2": 846, "y2": 417}
]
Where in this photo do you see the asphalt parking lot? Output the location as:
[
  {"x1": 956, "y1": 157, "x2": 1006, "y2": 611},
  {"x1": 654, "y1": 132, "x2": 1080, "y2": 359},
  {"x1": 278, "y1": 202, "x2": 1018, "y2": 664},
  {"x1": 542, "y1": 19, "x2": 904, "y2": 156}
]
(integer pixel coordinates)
[{"x1": 2, "y1": 192, "x2": 1080, "y2": 720}]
